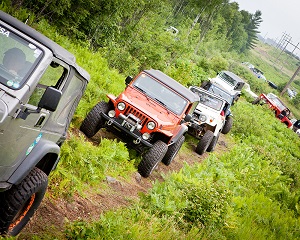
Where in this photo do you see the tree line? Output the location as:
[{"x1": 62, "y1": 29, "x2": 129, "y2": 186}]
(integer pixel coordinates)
[{"x1": 5, "y1": 0, "x2": 262, "y2": 74}]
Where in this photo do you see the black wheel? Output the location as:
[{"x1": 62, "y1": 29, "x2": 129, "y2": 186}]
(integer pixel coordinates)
[
  {"x1": 0, "y1": 168, "x2": 48, "y2": 236},
  {"x1": 138, "y1": 141, "x2": 168, "y2": 178},
  {"x1": 196, "y1": 130, "x2": 214, "y2": 155},
  {"x1": 80, "y1": 101, "x2": 111, "y2": 138},
  {"x1": 162, "y1": 136, "x2": 185, "y2": 166},
  {"x1": 252, "y1": 97, "x2": 260, "y2": 104},
  {"x1": 222, "y1": 116, "x2": 233, "y2": 134},
  {"x1": 207, "y1": 132, "x2": 220, "y2": 152}
]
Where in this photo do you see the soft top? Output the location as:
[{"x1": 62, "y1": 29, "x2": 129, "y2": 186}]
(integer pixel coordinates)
[
  {"x1": 0, "y1": 10, "x2": 90, "y2": 81},
  {"x1": 144, "y1": 69, "x2": 199, "y2": 103},
  {"x1": 221, "y1": 71, "x2": 245, "y2": 83}
]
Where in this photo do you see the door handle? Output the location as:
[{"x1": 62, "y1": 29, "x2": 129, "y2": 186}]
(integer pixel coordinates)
[{"x1": 35, "y1": 114, "x2": 46, "y2": 127}]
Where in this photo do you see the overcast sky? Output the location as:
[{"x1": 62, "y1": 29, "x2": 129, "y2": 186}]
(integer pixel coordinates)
[{"x1": 231, "y1": 0, "x2": 300, "y2": 48}]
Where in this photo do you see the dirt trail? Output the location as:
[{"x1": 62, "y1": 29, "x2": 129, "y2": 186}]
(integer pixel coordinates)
[{"x1": 19, "y1": 134, "x2": 231, "y2": 239}]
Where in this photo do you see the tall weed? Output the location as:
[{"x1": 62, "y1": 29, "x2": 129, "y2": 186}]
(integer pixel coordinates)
[{"x1": 49, "y1": 133, "x2": 135, "y2": 198}]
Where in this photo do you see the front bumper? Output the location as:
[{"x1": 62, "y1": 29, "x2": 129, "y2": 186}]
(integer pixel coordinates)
[{"x1": 101, "y1": 112, "x2": 153, "y2": 148}]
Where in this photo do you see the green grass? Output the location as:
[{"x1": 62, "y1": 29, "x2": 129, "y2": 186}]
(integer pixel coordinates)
[
  {"x1": 2, "y1": 5, "x2": 300, "y2": 240},
  {"x1": 60, "y1": 100, "x2": 300, "y2": 240}
]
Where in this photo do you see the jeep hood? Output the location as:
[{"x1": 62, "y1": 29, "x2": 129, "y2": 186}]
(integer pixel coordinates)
[{"x1": 119, "y1": 88, "x2": 181, "y2": 128}]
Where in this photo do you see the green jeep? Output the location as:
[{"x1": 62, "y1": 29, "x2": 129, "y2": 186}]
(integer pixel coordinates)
[{"x1": 0, "y1": 11, "x2": 90, "y2": 236}]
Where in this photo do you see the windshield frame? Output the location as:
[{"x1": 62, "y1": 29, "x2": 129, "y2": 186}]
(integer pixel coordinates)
[
  {"x1": 190, "y1": 87, "x2": 224, "y2": 111},
  {"x1": 132, "y1": 73, "x2": 189, "y2": 115}
]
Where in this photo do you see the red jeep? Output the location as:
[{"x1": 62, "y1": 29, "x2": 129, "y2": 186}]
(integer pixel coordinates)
[
  {"x1": 80, "y1": 69, "x2": 199, "y2": 177},
  {"x1": 252, "y1": 93, "x2": 293, "y2": 128}
]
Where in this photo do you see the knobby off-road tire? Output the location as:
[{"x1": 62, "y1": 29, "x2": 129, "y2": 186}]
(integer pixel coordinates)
[
  {"x1": 162, "y1": 136, "x2": 185, "y2": 166},
  {"x1": 196, "y1": 130, "x2": 214, "y2": 155},
  {"x1": 252, "y1": 97, "x2": 260, "y2": 104},
  {"x1": 222, "y1": 116, "x2": 233, "y2": 134},
  {"x1": 138, "y1": 141, "x2": 168, "y2": 178},
  {"x1": 80, "y1": 101, "x2": 111, "y2": 138},
  {"x1": 234, "y1": 95, "x2": 240, "y2": 102},
  {"x1": 0, "y1": 168, "x2": 48, "y2": 236},
  {"x1": 207, "y1": 132, "x2": 220, "y2": 152}
]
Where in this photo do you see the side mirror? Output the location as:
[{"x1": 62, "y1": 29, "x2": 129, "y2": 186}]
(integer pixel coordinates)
[
  {"x1": 125, "y1": 76, "x2": 133, "y2": 85},
  {"x1": 17, "y1": 86, "x2": 62, "y2": 120},
  {"x1": 38, "y1": 86, "x2": 62, "y2": 112}
]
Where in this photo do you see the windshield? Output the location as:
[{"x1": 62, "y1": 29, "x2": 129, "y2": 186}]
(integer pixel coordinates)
[
  {"x1": 267, "y1": 93, "x2": 286, "y2": 111},
  {"x1": 0, "y1": 24, "x2": 43, "y2": 89},
  {"x1": 208, "y1": 84, "x2": 233, "y2": 104},
  {"x1": 190, "y1": 87, "x2": 223, "y2": 111},
  {"x1": 132, "y1": 73, "x2": 188, "y2": 115},
  {"x1": 219, "y1": 72, "x2": 236, "y2": 86}
]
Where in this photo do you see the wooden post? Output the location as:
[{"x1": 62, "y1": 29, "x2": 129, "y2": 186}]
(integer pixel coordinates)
[{"x1": 280, "y1": 65, "x2": 300, "y2": 96}]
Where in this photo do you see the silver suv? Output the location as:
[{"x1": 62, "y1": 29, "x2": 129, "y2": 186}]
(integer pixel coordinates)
[{"x1": 0, "y1": 11, "x2": 89, "y2": 236}]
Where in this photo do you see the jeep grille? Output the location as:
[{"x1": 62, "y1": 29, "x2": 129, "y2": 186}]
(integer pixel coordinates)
[{"x1": 124, "y1": 106, "x2": 149, "y2": 125}]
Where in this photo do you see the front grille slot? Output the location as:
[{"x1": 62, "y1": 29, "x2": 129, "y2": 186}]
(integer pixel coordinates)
[{"x1": 124, "y1": 106, "x2": 149, "y2": 125}]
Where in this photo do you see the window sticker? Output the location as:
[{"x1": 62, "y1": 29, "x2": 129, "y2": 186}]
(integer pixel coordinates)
[{"x1": 0, "y1": 26, "x2": 10, "y2": 37}]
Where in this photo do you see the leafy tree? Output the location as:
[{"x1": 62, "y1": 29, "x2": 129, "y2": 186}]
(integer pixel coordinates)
[{"x1": 240, "y1": 10, "x2": 263, "y2": 52}]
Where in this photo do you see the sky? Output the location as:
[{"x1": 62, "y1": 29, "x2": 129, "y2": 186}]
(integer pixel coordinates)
[{"x1": 231, "y1": 0, "x2": 300, "y2": 51}]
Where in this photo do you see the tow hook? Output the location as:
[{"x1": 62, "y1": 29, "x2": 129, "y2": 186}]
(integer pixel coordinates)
[
  {"x1": 107, "y1": 119, "x2": 113, "y2": 126},
  {"x1": 133, "y1": 138, "x2": 141, "y2": 144}
]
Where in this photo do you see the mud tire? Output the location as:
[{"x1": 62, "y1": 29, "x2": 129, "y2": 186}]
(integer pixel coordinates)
[
  {"x1": 196, "y1": 130, "x2": 214, "y2": 155},
  {"x1": 162, "y1": 136, "x2": 185, "y2": 166},
  {"x1": 138, "y1": 141, "x2": 168, "y2": 178},
  {"x1": 0, "y1": 168, "x2": 48, "y2": 236},
  {"x1": 80, "y1": 101, "x2": 111, "y2": 138},
  {"x1": 207, "y1": 132, "x2": 220, "y2": 152},
  {"x1": 252, "y1": 97, "x2": 260, "y2": 104},
  {"x1": 222, "y1": 116, "x2": 233, "y2": 134}
]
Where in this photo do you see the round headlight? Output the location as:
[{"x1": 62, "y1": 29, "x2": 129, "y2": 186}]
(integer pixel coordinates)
[
  {"x1": 199, "y1": 114, "x2": 207, "y2": 122},
  {"x1": 117, "y1": 102, "x2": 126, "y2": 111},
  {"x1": 142, "y1": 132, "x2": 151, "y2": 140},
  {"x1": 108, "y1": 110, "x2": 116, "y2": 118},
  {"x1": 147, "y1": 121, "x2": 156, "y2": 130}
]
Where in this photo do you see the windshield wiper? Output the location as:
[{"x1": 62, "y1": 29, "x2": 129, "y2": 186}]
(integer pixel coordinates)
[
  {"x1": 155, "y1": 98, "x2": 170, "y2": 113},
  {"x1": 155, "y1": 98, "x2": 167, "y2": 107},
  {"x1": 134, "y1": 85, "x2": 146, "y2": 94}
]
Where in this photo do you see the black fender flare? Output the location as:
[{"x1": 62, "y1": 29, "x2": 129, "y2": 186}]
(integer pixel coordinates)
[
  {"x1": 169, "y1": 124, "x2": 188, "y2": 146},
  {"x1": 8, "y1": 139, "x2": 60, "y2": 186}
]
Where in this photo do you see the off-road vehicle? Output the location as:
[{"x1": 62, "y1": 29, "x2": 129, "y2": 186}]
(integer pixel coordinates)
[
  {"x1": 80, "y1": 69, "x2": 199, "y2": 177},
  {"x1": 293, "y1": 119, "x2": 300, "y2": 136},
  {"x1": 201, "y1": 81, "x2": 234, "y2": 134},
  {"x1": 207, "y1": 70, "x2": 245, "y2": 102},
  {"x1": 0, "y1": 11, "x2": 90, "y2": 236},
  {"x1": 252, "y1": 93, "x2": 293, "y2": 128},
  {"x1": 188, "y1": 86, "x2": 228, "y2": 155}
]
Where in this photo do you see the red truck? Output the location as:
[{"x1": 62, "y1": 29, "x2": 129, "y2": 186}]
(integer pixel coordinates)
[{"x1": 252, "y1": 93, "x2": 293, "y2": 128}]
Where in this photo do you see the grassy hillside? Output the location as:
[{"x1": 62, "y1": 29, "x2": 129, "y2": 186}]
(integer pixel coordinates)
[{"x1": 1, "y1": 5, "x2": 300, "y2": 240}]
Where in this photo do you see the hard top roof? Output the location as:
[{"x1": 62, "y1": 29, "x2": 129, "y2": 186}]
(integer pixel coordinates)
[
  {"x1": 144, "y1": 69, "x2": 199, "y2": 103},
  {"x1": 221, "y1": 71, "x2": 245, "y2": 83},
  {"x1": 0, "y1": 10, "x2": 90, "y2": 81}
]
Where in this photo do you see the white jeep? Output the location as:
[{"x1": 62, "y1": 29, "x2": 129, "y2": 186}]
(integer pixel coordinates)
[
  {"x1": 187, "y1": 86, "x2": 228, "y2": 155},
  {"x1": 208, "y1": 70, "x2": 245, "y2": 102}
]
